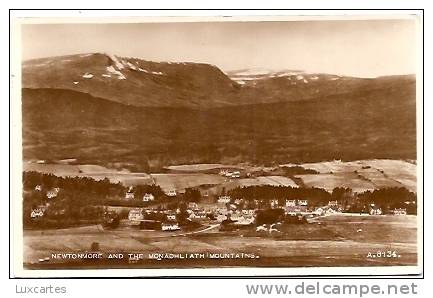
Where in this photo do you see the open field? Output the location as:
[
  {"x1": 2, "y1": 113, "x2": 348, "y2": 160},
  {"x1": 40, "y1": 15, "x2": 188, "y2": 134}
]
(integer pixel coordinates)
[
  {"x1": 293, "y1": 159, "x2": 417, "y2": 193},
  {"x1": 24, "y1": 214, "x2": 417, "y2": 268},
  {"x1": 165, "y1": 164, "x2": 243, "y2": 172},
  {"x1": 23, "y1": 162, "x2": 153, "y2": 186},
  {"x1": 296, "y1": 173, "x2": 376, "y2": 193},
  {"x1": 203, "y1": 175, "x2": 299, "y2": 196},
  {"x1": 24, "y1": 158, "x2": 417, "y2": 193},
  {"x1": 150, "y1": 173, "x2": 226, "y2": 192}
]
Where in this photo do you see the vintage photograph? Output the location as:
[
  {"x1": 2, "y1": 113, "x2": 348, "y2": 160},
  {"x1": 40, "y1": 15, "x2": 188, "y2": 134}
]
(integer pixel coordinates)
[{"x1": 12, "y1": 14, "x2": 422, "y2": 275}]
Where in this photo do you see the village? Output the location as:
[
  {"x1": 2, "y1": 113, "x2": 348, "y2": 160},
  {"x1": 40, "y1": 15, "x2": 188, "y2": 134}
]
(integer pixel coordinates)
[
  {"x1": 27, "y1": 167, "x2": 415, "y2": 235},
  {"x1": 21, "y1": 162, "x2": 419, "y2": 269}
]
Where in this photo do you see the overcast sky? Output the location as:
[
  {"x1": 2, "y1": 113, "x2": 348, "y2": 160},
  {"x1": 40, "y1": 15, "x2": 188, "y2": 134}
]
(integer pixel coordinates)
[{"x1": 21, "y1": 19, "x2": 417, "y2": 77}]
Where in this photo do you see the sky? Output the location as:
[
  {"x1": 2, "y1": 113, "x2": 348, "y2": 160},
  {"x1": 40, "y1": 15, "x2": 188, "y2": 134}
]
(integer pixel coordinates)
[{"x1": 21, "y1": 18, "x2": 417, "y2": 78}]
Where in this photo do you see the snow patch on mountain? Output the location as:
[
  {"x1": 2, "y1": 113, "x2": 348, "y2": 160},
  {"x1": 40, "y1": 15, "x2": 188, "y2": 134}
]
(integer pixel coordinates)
[
  {"x1": 232, "y1": 68, "x2": 273, "y2": 76},
  {"x1": 276, "y1": 71, "x2": 304, "y2": 77},
  {"x1": 126, "y1": 61, "x2": 138, "y2": 71},
  {"x1": 106, "y1": 66, "x2": 126, "y2": 80},
  {"x1": 82, "y1": 73, "x2": 94, "y2": 79},
  {"x1": 231, "y1": 76, "x2": 263, "y2": 82},
  {"x1": 107, "y1": 53, "x2": 125, "y2": 70}
]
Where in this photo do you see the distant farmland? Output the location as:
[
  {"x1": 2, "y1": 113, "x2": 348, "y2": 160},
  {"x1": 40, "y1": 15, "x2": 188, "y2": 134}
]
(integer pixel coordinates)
[
  {"x1": 23, "y1": 159, "x2": 417, "y2": 193},
  {"x1": 150, "y1": 173, "x2": 226, "y2": 192},
  {"x1": 294, "y1": 159, "x2": 417, "y2": 193},
  {"x1": 23, "y1": 162, "x2": 153, "y2": 186},
  {"x1": 296, "y1": 173, "x2": 376, "y2": 193}
]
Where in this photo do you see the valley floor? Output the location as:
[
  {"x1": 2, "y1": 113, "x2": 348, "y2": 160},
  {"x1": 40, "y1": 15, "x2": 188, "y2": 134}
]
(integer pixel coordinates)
[{"x1": 23, "y1": 214, "x2": 418, "y2": 270}]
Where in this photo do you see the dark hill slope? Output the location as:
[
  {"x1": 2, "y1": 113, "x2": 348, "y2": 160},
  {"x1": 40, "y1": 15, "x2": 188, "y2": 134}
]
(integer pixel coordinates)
[{"x1": 22, "y1": 83, "x2": 416, "y2": 171}]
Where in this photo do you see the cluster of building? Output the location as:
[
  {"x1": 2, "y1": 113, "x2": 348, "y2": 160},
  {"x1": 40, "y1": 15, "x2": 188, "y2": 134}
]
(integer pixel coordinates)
[
  {"x1": 125, "y1": 208, "x2": 180, "y2": 231},
  {"x1": 219, "y1": 169, "x2": 241, "y2": 179},
  {"x1": 124, "y1": 187, "x2": 176, "y2": 201},
  {"x1": 29, "y1": 182, "x2": 412, "y2": 225},
  {"x1": 217, "y1": 195, "x2": 410, "y2": 218},
  {"x1": 30, "y1": 185, "x2": 62, "y2": 219},
  {"x1": 368, "y1": 204, "x2": 408, "y2": 216}
]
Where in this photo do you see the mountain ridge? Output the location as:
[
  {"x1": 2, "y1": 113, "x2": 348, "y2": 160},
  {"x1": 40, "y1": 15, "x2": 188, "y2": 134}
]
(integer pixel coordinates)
[{"x1": 22, "y1": 53, "x2": 416, "y2": 109}]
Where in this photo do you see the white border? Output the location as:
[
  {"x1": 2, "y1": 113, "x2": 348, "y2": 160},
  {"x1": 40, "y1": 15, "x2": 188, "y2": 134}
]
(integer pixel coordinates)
[{"x1": 10, "y1": 10, "x2": 424, "y2": 278}]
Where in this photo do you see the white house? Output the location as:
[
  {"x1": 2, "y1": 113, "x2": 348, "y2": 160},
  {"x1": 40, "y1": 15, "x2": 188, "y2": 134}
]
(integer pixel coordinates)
[
  {"x1": 392, "y1": 208, "x2": 407, "y2": 215},
  {"x1": 162, "y1": 222, "x2": 180, "y2": 231},
  {"x1": 167, "y1": 214, "x2": 176, "y2": 221},
  {"x1": 143, "y1": 193, "x2": 155, "y2": 202},
  {"x1": 189, "y1": 210, "x2": 207, "y2": 220},
  {"x1": 128, "y1": 209, "x2": 143, "y2": 221},
  {"x1": 298, "y1": 199, "x2": 308, "y2": 206},
  {"x1": 224, "y1": 171, "x2": 233, "y2": 177},
  {"x1": 125, "y1": 186, "x2": 134, "y2": 200},
  {"x1": 285, "y1": 199, "x2": 297, "y2": 207},
  {"x1": 165, "y1": 190, "x2": 177, "y2": 197},
  {"x1": 216, "y1": 208, "x2": 228, "y2": 215},
  {"x1": 218, "y1": 196, "x2": 231, "y2": 203},
  {"x1": 125, "y1": 192, "x2": 135, "y2": 200},
  {"x1": 219, "y1": 169, "x2": 229, "y2": 176},
  {"x1": 231, "y1": 171, "x2": 241, "y2": 178},
  {"x1": 35, "y1": 185, "x2": 42, "y2": 191},
  {"x1": 46, "y1": 188, "x2": 59, "y2": 199},
  {"x1": 369, "y1": 207, "x2": 382, "y2": 215},
  {"x1": 31, "y1": 206, "x2": 46, "y2": 219},
  {"x1": 270, "y1": 199, "x2": 279, "y2": 208},
  {"x1": 234, "y1": 216, "x2": 254, "y2": 225},
  {"x1": 242, "y1": 209, "x2": 255, "y2": 216}
]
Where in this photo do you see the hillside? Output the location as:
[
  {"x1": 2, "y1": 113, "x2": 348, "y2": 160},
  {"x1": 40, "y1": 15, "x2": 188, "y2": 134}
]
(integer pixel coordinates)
[
  {"x1": 22, "y1": 53, "x2": 239, "y2": 108},
  {"x1": 22, "y1": 53, "x2": 416, "y2": 109},
  {"x1": 22, "y1": 80, "x2": 416, "y2": 171}
]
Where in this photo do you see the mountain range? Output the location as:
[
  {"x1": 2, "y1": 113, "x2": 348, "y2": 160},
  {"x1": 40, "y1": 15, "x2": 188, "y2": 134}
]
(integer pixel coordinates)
[{"x1": 21, "y1": 53, "x2": 417, "y2": 171}]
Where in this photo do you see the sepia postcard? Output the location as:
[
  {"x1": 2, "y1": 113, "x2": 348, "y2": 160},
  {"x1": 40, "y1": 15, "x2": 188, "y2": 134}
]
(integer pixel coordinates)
[{"x1": 10, "y1": 11, "x2": 423, "y2": 277}]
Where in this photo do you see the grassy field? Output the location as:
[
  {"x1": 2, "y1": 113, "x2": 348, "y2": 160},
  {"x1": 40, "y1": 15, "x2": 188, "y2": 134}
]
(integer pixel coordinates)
[
  {"x1": 165, "y1": 164, "x2": 243, "y2": 172},
  {"x1": 295, "y1": 159, "x2": 417, "y2": 193},
  {"x1": 23, "y1": 162, "x2": 153, "y2": 186},
  {"x1": 150, "y1": 173, "x2": 226, "y2": 192},
  {"x1": 23, "y1": 214, "x2": 418, "y2": 269},
  {"x1": 202, "y1": 175, "x2": 299, "y2": 196},
  {"x1": 296, "y1": 173, "x2": 376, "y2": 193},
  {"x1": 23, "y1": 158, "x2": 417, "y2": 193}
]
